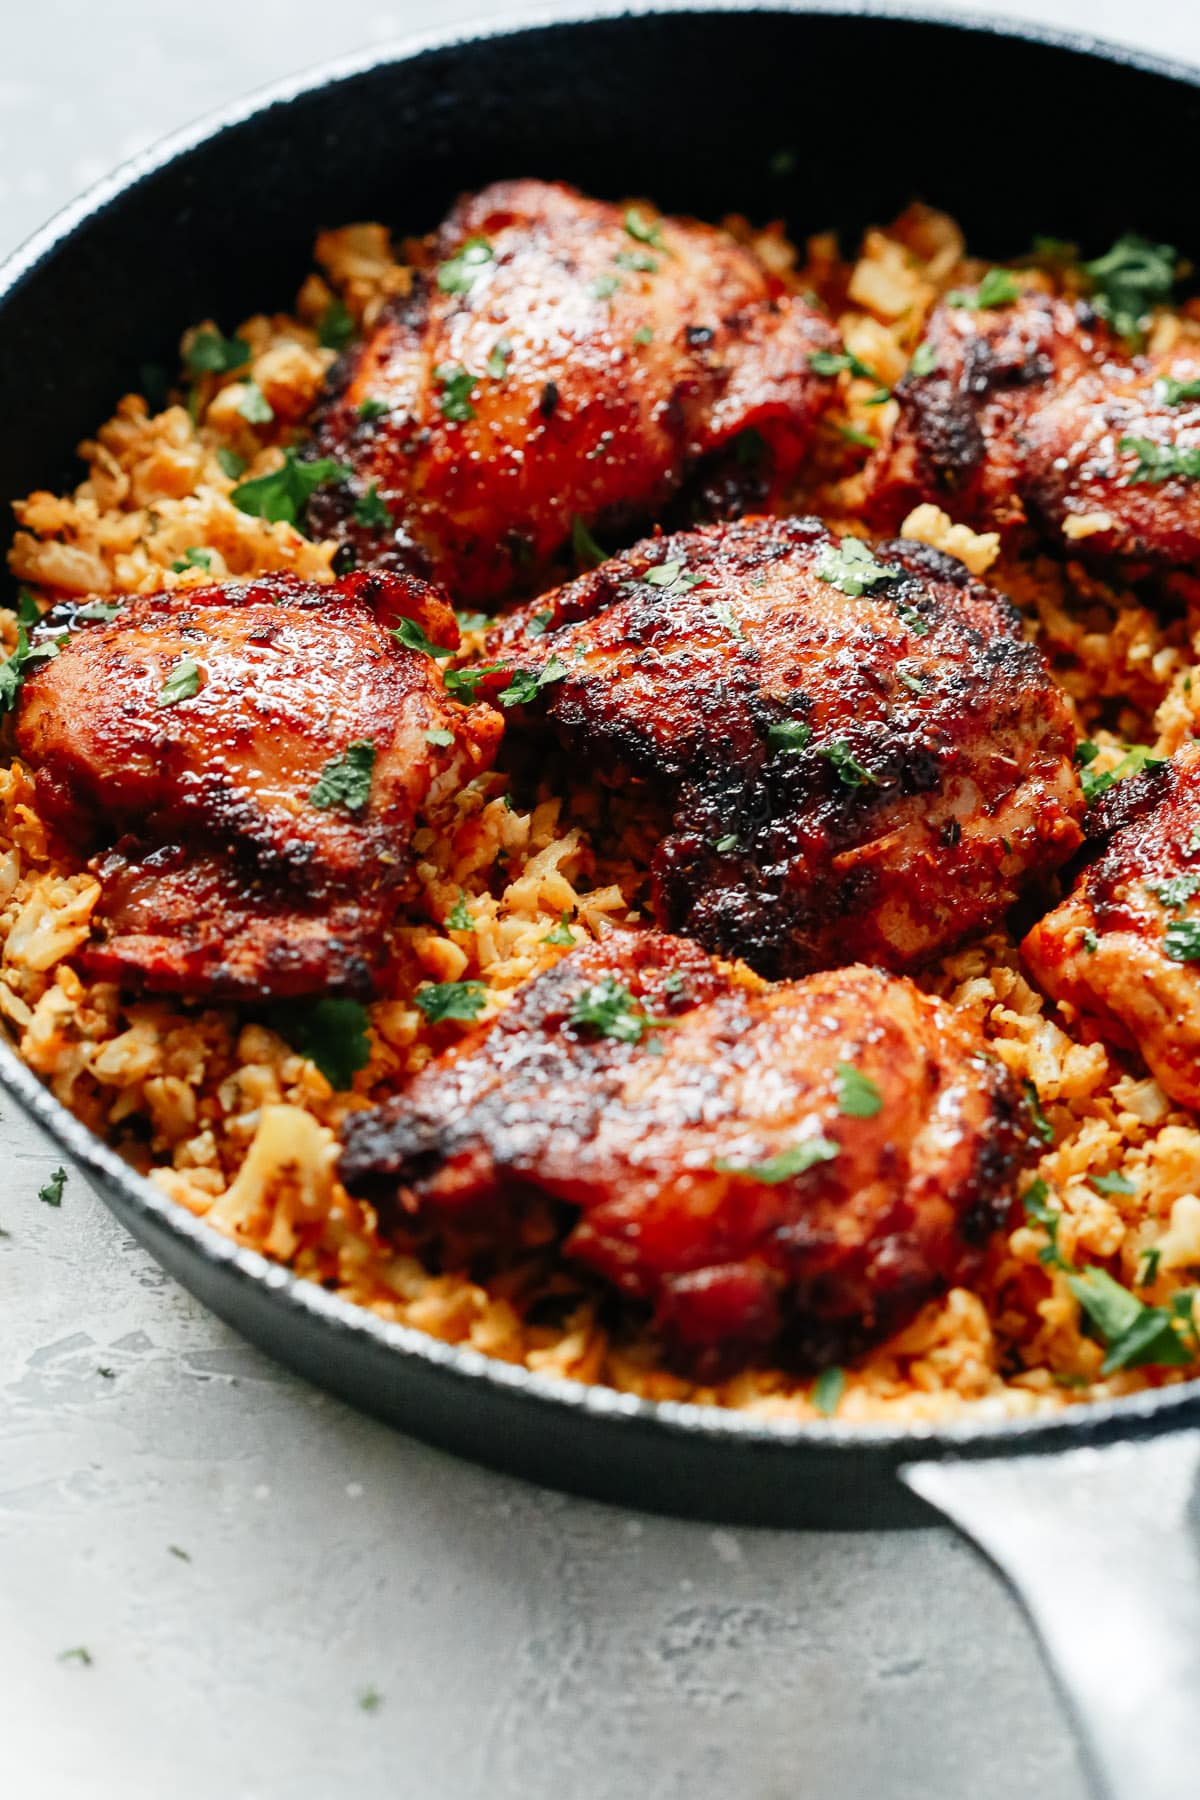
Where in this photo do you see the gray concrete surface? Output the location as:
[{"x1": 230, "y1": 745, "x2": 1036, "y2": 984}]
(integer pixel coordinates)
[{"x1": 4, "y1": 2, "x2": 1195, "y2": 1794}]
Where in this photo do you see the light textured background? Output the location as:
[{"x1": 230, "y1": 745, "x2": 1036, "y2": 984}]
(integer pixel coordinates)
[{"x1": 2, "y1": 4, "x2": 1193, "y2": 1796}]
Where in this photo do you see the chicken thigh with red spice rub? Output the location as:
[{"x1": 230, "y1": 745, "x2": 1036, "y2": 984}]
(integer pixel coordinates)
[
  {"x1": 339, "y1": 930, "x2": 1037, "y2": 1374},
  {"x1": 1023, "y1": 743, "x2": 1200, "y2": 1109},
  {"x1": 868, "y1": 288, "x2": 1200, "y2": 571},
  {"x1": 484, "y1": 515, "x2": 1084, "y2": 978},
  {"x1": 306, "y1": 179, "x2": 838, "y2": 603},
  {"x1": 15, "y1": 570, "x2": 501, "y2": 999}
]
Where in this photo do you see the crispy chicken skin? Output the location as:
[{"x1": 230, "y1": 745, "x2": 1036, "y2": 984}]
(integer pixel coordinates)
[
  {"x1": 1023, "y1": 744, "x2": 1200, "y2": 1108},
  {"x1": 339, "y1": 931, "x2": 1036, "y2": 1373},
  {"x1": 868, "y1": 290, "x2": 1200, "y2": 569},
  {"x1": 16, "y1": 570, "x2": 501, "y2": 999},
  {"x1": 306, "y1": 179, "x2": 838, "y2": 603},
  {"x1": 484, "y1": 516, "x2": 1084, "y2": 977}
]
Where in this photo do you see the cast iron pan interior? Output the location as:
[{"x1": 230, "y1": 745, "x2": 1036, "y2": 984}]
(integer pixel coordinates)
[{"x1": 4, "y1": 5, "x2": 1200, "y2": 1527}]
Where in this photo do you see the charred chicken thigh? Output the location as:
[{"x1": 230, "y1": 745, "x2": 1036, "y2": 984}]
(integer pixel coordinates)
[
  {"x1": 307, "y1": 178, "x2": 838, "y2": 603},
  {"x1": 868, "y1": 288, "x2": 1200, "y2": 571},
  {"x1": 484, "y1": 515, "x2": 1084, "y2": 978},
  {"x1": 15, "y1": 570, "x2": 501, "y2": 999},
  {"x1": 339, "y1": 930, "x2": 1037, "y2": 1373},
  {"x1": 1023, "y1": 743, "x2": 1200, "y2": 1109}
]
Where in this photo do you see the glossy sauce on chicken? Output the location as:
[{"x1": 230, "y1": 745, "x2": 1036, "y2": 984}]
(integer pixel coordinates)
[
  {"x1": 15, "y1": 570, "x2": 502, "y2": 998},
  {"x1": 339, "y1": 931, "x2": 1037, "y2": 1375},
  {"x1": 306, "y1": 179, "x2": 838, "y2": 602},
  {"x1": 485, "y1": 515, "x2": 1084, "y2": 978}
]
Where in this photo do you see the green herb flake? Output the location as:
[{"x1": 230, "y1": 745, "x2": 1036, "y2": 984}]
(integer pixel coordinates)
[
  {"x1": 436, "y1": 237, "x2": 494, "y2": 295},
  {"x1": 171, "y1": 547, "x2": 213, "y2": 574},
  {"x1": 424, "y1": 727, "x2": 455, "y2": 747},
  {"x1": 588, "y1": 273, "x2": 621, "y2": 302},
  {"x1": 15, "y1": 587, "x2": 41, "y2": 624},
  {"x1": 414, "y1": 980, "x2": 488, "y2": 1024},
  {"x1": 498, "y1": 656, "x2": 567, "y2": 707},
  {"x1": 946, "y1": 269, "x2": 1021, "y2": 311},
  {"x1": 353, "y1": 482, "x2": 392, "y2": 529},
  {"x1": 815, "y1": 536, "x2": 899, "y2": 597},
  {"x1": 168, "y1": 1545, "x2": 191, "y2": 1562},
  {"x1": 57, "y1": 1647, "x2": 93, "y2": 1667},
  {"x1": 1148, "y1": 872, "x2": 1200, "y2": 910},
  {"x1": 237, "y1": 379, "x2": 274, "y2": 425},
  {"x1": 811, "y1": 1366, "x2": 845, "y2": 1418},
  {"x1": 1139, "y1": 1246, "x2": 1163, "y2": 1287},
  {"x1": 838, "y1": 424, "x2": 878, "y2": 450},
  {"x1": 835, "y1": 1061, "x2": 883, "y2": 1119},
  {"x1": 0, "y1": 625, "x2": 68, "y2": 714},
  {"x1": 1084, "y1": 234, "x2": 1177, "y2": 346},
  {"x1": 571, "y1": 515, "x2": 607, "y2": 569},
  {"x1": 318, "y1": 299, "x2": 355, "y2": 351},
  {"x1": 157, "y1": 658, "x2": 201, "y2": 709},
  {"x1": 527, "y1": 610, "x2": 555, "y2": 637},
  {"x1": 390, "y1": 616, "x2": 454, "y2": 659},
  {"x1": 454, "y1": 609, "x2": 492, "y2": 634},
  {"x1": 1022, "y1": 1178, "x2": 1070, "y2": 1271},
  {"x1": 807, "y1": 348, "x2": 881, "y2": 383},
  {"x1": 1164, "y1": 918, "x2": 1200, "y2": 962},
  {"x1": 614, "y1": 249, "x2": 658, "y2": 275},
  {"x1": 216, "y1": 446, "x2": 247, "y2": 480},
  {"x1": 1156, "y1": 375, "x2": 1200, "y2": 407},
  {"x1": 443, "y1": 663, "x2": 507, "y2": 701},
  {"x1": 357, "y1": 397, "x2": 390, "y2": 422},
  {"x1": 1092, "y1": 1169, "x2": 1137, "y2": 1196},
  {"x1": 569, "y1": 975, "x2": 655, "y2": 1044},
  {"x1": 1080, "y1": 742, "x2": 1166, "y2": 804},
  {"x1": 624, "y1": 207, "x2": 664, "y2": 249},
  {"x1": 231, "y1": 449, "x2": 351, "y2": 529},
  {"x1": 714, "y1": 1137, "x2": 840, "y2": 1184},
  {"x1": 433, "y1": 363, "x2": 477, "y2": 424},
  {"x1": 38, "y1": 1167, "x2": 67, "y2": 1208},
  {"x1": 541, "y1": 910, "x2": 576, "y2": 947},
  {"x1": 486, "y1": 338, "x2": 512, "y2": 380},
  {"x1": 818, "y1": 740, "x2": 880, "y2": 789},
  {"x1": 1120, "y1": 434, "x2": 1200, "y2": 486},
  {"x1": 908, "y1": 341, "x2": 939, "y2": 378},
  {"x1": 185, "y1": 329, "x2": 249, "y2": 377},
  {"x1": 1023, "y1": 1078, "x2": 1054, "y2": 1146},
  {"x1": 767, "y1": 718, "x2": 812, "y2": 755},
  {"x1": 632, "y1": 325, "x2": 654, "y2": 346},
  {"x1": 1068, "y1": 1266, "x2": 1196, "y2": 1375},
  {"x1": 270, "y1": 996, "x2": 371, "y2": 1090},
  {"x1": 1082, "y1": 928, "x2": 1099, "y2": 954},
  {"x1": 358, "y1": 1687, "x2": 383, "y2": 1714},
  {"x1": 713, "y1": 833, "x2": 739, "y2": 854},
  {"x1": 309, "y1": 739, "x2": 376, "y2": 813},
  {"x1": 446, "y1": 892, "x2": 476, "y2": 933},
  {"x1": 709, "y1": 600, "x2": 744, "y2": 639}
]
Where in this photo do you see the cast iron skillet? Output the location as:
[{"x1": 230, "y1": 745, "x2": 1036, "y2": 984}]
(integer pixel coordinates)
[{"x1": 2, "y1": 9, "x2": 1199, "y2": 1792}]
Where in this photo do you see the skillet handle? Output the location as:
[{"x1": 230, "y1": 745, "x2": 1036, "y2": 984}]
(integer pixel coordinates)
[{"x1": 902, "y1": 1432, "x2": 1200, "y2": 1800}]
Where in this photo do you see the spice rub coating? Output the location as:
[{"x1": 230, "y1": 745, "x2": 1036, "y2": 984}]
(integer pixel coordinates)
[
  {"x1": 868, "y1": 289, "x2": 1200, "y2": 570},
  {"x1": 306, "y1": 178, "x2": 838, "y2": 603},
  {"x1": 1023, "y1": 743, "x2": 1200, "y2": 1108},
  {"x1": 15, "y1": 570, "x2": 501, "y2": 999},
  {"x1": 485, "y1": 515, "x2": 1084, "y2": 978},
  {"x1": 339, "y1": 930, "x2": 1037, "y2": 1374}
]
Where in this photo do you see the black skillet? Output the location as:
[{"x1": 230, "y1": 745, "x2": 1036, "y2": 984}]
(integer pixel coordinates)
[{"x1": 2, "y1": 9, "x2": 1199, "y2": 1793}]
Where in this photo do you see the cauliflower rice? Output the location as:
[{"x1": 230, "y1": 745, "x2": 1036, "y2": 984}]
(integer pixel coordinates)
[{"x1": 7, "y1": 205, "x2": 1200, "y2": 1425}]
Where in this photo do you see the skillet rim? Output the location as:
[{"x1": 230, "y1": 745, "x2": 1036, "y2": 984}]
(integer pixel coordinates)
[{"x1": 4, "y1": 0, "x2": 1200, "y2": 1466}]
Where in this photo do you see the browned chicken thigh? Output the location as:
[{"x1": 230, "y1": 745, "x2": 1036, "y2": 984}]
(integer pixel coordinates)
[
  {"x1": 482, "y1": 515, "x2": 1084, "y2": 978},
  {"x1": 1023, "y1": 743, "x2": 1200, "y2": 1108},
  {"x1": 15, "y1": 570, "x2": 501, "y2": 998},
  {"x1": 339, "y1": 930, "x2": 1036, "y2": 1373},
  {"x1": 306, "y1": 179, "x2": 838, "y2": 603},
  {"x1": 868, "y1": 288, "x2": 1200, "y2": 571}
]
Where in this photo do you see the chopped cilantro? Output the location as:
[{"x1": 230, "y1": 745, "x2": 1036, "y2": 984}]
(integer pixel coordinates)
[
  {"x1": 709, "y1": 600, "x2": 743, "y2": 639},
  {"x1": 632, "y1": 325, "x2": 654, "y2": 346},
  {"x1": 1022, "y1": 1178, "x2": 1070, "y2": 1271},
  {"x1": 1139, "y1": 1246, "x2": 1163, "y2": 1287},
  {"x1": 896, "y1": 667, "x2": 927, "y2": 695},
  {"x1": 424, "y1": 727, "x2": 454, "y2": 747},
  {"x1": 1079, "y1": 742, "x2": 1165, "y2": 804},
  {"x1": 1092, "y1": 1169, "x2": 1136, "y2": 1196},
  {"x1": 541, "y1": 911, "x2": 577, "y2": 946},
  {"x1": 1121, "y1": 434, "x2": 1200, "y2": 485},
  {"x1": 231, "y1": 449, "x2": 351, "y2": 529},
  {"x1": 767, "y1": 718, "x2": 812, "y2": 755},
  {"x1": 216, "y1": 446, "x2": 246, "y2": 480},
  {"x1": 436, "y1": 237, "x2": 494, "y2": 295},
  {"x1": 1084, "y1": 234, "x2": 1177, "y2": 345},
  {"x1": 1082, "y1": 927, "x2": 1099, "y2": 954},
  {"x1": 624, "y1": 207, "x2": 664, "y2": 248},
  {"x1": 835, "y1": 1062, "x2": 882, "y2": 1119},
  {"x1": 358, "y1": 1687, "x2": 384, "y2": 1714},
  {"x1": 908, "y1": 341, "x2": 939, "y2": 378},
  {"x1": 818, "y1": 740, "x2": 880, "y2": 788},
  {"x1": 569, "y1": 975, "x2": 656, "y2": 1044},
  {"x1": 894, "y1": 600, "x2": 930, "y2": 637},
  {"x1": 589, "y1": 273, "x2": 621, "y2": 301},
  {"x1": 73, "y1": 600, "x2": 123, "y2": 623},
  {"x1": 0, "y1": 625, "x2": 67, "y2": 714},
  {"x1": 443, "y1": 663, "x2": 507, "y2": 700},
  {"x1": 57, "y1": 1647, "x2": 93, "y2": 1667},
  {"x1": 271, "y1": 996, "x2": 371, "y2": 1090},
  {"x1": 454, "y1": 609, "x2": 491, "y2": 633},
  {"x1": 414, "y1": 980, "x2": 488, "y2": 1024},
  {"x1": 838, "y1": 424, "x2": 878, "y2": 450},
  {"x1": 309, "y1": 740, "x2": 376, "y2": 813},
  {"x1": 168, "y1": 1544, "x2": 191, "y2": 1562},
  {"x1": 1156, "y1": 375, "x2": 1200, "y2": 407},
  {"x1": 815, "y1": 536, "x2": 899, "y2": 597},
  {"x1": 1068, "y1": 1267, "x2": 1196, "y2": 1374},
  {"x1": 714, "y1": 1137, "x2": 840, "y2": 1183},
  {"x1": 614, "y1": 249, "x2": 658, "y2": 274},
  {"x1": 38, "y1": 1167, "x2": 66, "y2": 1207},
  {"x1": 811, "y1": 1367, "x2": 845, "y2": 1417},
  {"x1": 946, "y1": 269, "x2": 1021, "y2": 310},
  {"x1": 1149, "y1": 873, "x2": 1200, "y2": 909},
  {"x1": 571, "y1": 515, "x2": 607, "y2": 569},
  {"x1": 1164, "y1": 918, "x2": 1200, "y2": 962},
  {"x1": 434, "y1": 363, "x2": 477, "y2": 423},
  {"x1": 446, "y1": 892, "x2": 476, "y2": 932},
  {"x1": 157, "y1": 658, "x2": 201, "y2": 709},
  {"x1": 390, "y1": 616, "x2": 454, "y2": 659},
  {"x1": 185, "y1": 329, "x2": 249, "y2": 376},
  {"x1": 498, "y1": 656, "x2": 567, "y2": 706},
  {"x1": 357, "y1": 397, "x2": 390, "y2": 422},
  {"x1": 15, "y1": 587, "x2": 40, "y2": 625},
  {"x1": 1024, "y1": 1079, "x2": 1054, "y2": 1145},
  {"x1": 807, "y1": 348, "x2": 881, "y2": 383},
  {"x1": 171, "y1": 547, "x2": 213, "y2": 574},
  {"x1": 713, "y1": 833, "x2": 739, "y2": 854},
  {"x1": 353, "y1": 482, "x2": 392, "y2": 529},
  {"x1": 486, "y1": 338, "x2": 512, "y2": 380},
  {"x1": 527, "y1": 610, "x2": 555, "y2": 637},
  {"x1": 318, "y1": 299, "x2": 355, "y2": 351},
  {"x1": 237, "y1": 380, "x2": 273, "y2": 424}
]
